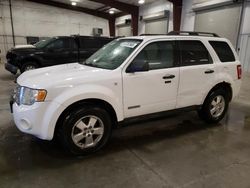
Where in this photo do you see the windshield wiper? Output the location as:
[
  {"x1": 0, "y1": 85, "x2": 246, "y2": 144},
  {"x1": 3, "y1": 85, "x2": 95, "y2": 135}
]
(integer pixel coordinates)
[{"x1": 83, "y1": 62, "x2": 100, "y2": 68}]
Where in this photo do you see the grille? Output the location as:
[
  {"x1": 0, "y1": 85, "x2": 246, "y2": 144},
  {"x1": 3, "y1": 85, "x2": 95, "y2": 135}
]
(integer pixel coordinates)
[{"x1": 6, "y1": 51, "x2": 14, "y2": 59}]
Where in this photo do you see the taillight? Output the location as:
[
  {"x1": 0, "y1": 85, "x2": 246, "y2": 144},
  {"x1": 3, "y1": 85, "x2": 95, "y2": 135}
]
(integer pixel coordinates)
[{"x1": 237, "y1": 65, "x2": 242, "y2": 79}]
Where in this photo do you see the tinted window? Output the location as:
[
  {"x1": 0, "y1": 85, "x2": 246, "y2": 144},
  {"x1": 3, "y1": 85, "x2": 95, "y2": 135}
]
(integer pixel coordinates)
[
  {"x1": 100, "y1": 38, "x2": 113, "y2": 46},
  {"x1": 34, "y1": 38, "x2": 54, "y2": 49},
  {"x1": 179, "y1": 40, "x2": 212, "y2": 66},
  {"x1": 133, "y1": 41, "x2": 175, "y2": 70},
  {"x1": 46, "y1": 38, "x2": 70, "y2": 49},
  {"x1": 209, "y1": 41, "x2": 235, "y2": 62},
  {"x1": 80, "y1": 37, "x2": 113, "y2": 49},
  {"x1": 80, "y1": 38, "x2": 99, "y2": 49}
]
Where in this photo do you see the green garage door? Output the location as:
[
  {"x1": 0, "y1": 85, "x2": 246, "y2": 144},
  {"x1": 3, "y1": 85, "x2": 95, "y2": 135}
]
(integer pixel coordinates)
[
  {"x1": 194, "y1": 4, "x2": 241, "y2": 47},
  {"x1": 117, "y1": 25, "x2": 132, "y2": 37},
  {"x1": 145, "y1": 18, "x2": 168, "y2": 35},
  {"x1": 239, "y1": 34, "x2": 250, "y2": 72}
]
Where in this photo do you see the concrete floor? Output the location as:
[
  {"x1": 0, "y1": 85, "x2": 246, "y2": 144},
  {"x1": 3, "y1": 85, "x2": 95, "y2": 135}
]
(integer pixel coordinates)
[{"x1": 0, "y1": 64, "x2": 250, "y2": 188}]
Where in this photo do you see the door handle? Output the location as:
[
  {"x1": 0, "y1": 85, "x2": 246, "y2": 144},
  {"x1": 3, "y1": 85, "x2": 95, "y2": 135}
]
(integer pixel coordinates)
[
  {"x1": 204, "y1": 69, "x2": 214, "y2": 74},
  {"x1": 163, "y1": 74, "x2": 175, "y2": 79}
]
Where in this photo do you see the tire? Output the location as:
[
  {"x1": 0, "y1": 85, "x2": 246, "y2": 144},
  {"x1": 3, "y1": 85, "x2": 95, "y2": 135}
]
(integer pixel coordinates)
[
  {"x1": 198, "y1": 89, "x2": 229, "y2": 124},
  {"x1": 57, "y1": 104, "x2": 112, "y2": 155},
  {"x1": 21, "y1": 62, "x2": 38, "y2": 73}
]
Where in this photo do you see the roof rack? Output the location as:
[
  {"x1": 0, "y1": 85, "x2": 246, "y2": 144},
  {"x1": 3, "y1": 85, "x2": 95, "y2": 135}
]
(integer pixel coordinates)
[
  {"x1": 139, "y1": 34, "x2": 166, "y2": 36},
  {"x1": 167, "y1": 31, "x2": 220, "y2": 37}
]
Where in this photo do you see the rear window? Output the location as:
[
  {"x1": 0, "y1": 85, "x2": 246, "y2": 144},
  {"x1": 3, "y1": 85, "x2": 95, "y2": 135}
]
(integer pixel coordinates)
[
  {"x1": 209, "y1": 41, "x2": 235, "y2": 62},
  {"x1": 80, "y1": 38, "x2": 98, "y2": 49},
  {"x1": 80, "y1": 37, "x2": 112, "y2": 49}
]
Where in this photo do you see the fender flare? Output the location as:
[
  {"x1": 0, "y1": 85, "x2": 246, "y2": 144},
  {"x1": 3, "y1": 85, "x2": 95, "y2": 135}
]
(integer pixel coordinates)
[
  {"x1": 40, "y1": 85, "x2": 124, "y2": 140},
  {"x1": 19, "y1": 56, "x2": 41, "y2": 68},
  {"x1": 201, "y1": 73, "x2": 234, "y2": 104}
]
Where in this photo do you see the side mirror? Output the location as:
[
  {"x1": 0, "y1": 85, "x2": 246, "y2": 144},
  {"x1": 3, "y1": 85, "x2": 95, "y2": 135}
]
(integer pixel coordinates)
[{"x1": 126, "y1": 60, "x2": 149, "y2": 73}]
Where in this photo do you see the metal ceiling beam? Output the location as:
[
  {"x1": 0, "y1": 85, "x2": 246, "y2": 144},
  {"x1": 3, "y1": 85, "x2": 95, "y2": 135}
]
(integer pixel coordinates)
[
  {"x1": 27, "y1": 0, "x2": 111, "y2": 19},
  {"x1": 89, "y1": 0, "x2": 138, "y2": 14},
  {"x1": 90, "y1": 0, "x2": 139, "y2": 36},
  {"x1": 96, "y1": 5, "x2": 107, "y2": 11},
  {"x1": 96, "y1": 5, "x2": 110, "y2": 12},
  {"x1": 114, "y1": 12, "x2": 129, "y2": 18}
]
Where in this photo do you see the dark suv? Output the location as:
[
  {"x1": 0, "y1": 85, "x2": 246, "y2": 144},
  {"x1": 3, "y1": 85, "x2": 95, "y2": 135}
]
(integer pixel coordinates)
[{"x1": 5, "y1": 36, "x2": 114, "y2": 74}]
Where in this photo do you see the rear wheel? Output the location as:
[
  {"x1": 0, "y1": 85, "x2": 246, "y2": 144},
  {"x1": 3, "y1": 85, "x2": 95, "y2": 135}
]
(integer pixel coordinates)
[
  {"x1": 21, "y1": 62, "x2": 38, "y2": 73},
  {"x1": 57, "y1": 105, "x2": 112, "y2": 155},
  {"x1": 198, "y1": 89, "x2": 229, "y2": 123}
]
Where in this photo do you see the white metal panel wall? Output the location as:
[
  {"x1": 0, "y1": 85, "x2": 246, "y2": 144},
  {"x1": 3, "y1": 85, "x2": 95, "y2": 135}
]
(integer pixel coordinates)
[
  {"x1": 145, "y1": 18, "x2": 168, "y2": 34},
  {"x1": 0, "y1": 0, "x2": 109, "y2": 62},
  {"x1": 194, "y1": 5, "x2": 241, "y2": 47}
]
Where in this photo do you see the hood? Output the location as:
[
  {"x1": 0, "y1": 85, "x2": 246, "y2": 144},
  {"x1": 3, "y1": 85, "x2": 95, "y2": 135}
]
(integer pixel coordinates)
[
  {"x1": 14, "y1": 44, "x2": 35, "y2": 49},
  {"x1": 9, "y1": 45, "x2": 39, "y2": 54},
  {"x1": 17, "y1": 63, "x2": 112, "y2": 89}
]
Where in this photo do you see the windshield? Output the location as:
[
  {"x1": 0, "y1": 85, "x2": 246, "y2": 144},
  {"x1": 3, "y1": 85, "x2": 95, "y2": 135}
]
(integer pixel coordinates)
[
  {"x1": 83, "y1": 39, "x2": 142, "y2": 70},
  {"x1": 34, "y1": 38, "x2": 55, "y2": 49}
]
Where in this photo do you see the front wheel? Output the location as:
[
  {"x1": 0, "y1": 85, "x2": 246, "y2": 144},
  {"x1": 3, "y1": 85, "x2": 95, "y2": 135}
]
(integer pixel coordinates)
[
  {"x1": 57, "y1": 105, "x2": 112, "y2": 155},
  {"x1": 198, "y1": 89, "x2": 229, "y2": 124},
  {"x1": 21, "y1": 62, "x2": 38, "y2": 73}
]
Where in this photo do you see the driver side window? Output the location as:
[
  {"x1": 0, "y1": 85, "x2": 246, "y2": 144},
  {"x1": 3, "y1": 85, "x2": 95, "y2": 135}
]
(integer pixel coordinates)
[
  {"x1": 133, "y1": 41, "x2": 175, "y2": 70},
  {"x1": 47, "y1": 39, "x2": 70, "y2": 50}
]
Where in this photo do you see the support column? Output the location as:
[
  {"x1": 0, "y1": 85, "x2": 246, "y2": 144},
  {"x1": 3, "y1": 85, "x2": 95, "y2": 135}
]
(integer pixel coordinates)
[
  {"x1": 169, "y1": 0, "x2": 182, "y2": 31},
  {"x1": 9, "y1": 0, "x2": 15, "y2": 46},
  {"x1": 131, "y1": 11, "x2": 139, "y2": 36},
  {"x1": 109, "y1": 17, "x2": 116, "y2": 37}
]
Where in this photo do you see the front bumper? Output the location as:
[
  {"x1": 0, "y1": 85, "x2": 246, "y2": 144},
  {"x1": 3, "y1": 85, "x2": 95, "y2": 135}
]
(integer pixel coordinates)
[
  {"x1": 12, "y1": 101, "x2": 61, "y2": 140},
  {"x1": 5, "y1": 62, "x2": 18, "y2": 74}
]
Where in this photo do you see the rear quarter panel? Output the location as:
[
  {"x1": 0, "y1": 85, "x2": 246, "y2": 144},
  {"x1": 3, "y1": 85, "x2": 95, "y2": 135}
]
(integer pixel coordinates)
[{"x1": 201, "y1": 38, "x2": 242, "y2": 102}]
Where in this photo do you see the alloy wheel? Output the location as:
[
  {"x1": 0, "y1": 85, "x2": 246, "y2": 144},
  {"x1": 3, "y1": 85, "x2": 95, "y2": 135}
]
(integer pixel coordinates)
[
  {"x1": 71, "y1": 115, "x2": 104, "y2": 149},
  {"x1": 210, "y1": 95, "x2": 225, "y2": 118}
]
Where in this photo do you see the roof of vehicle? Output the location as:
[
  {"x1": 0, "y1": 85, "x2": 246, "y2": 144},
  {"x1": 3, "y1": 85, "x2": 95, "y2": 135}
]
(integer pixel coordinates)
[
  {"x1": 121, "y1": 31, "x2": 230, "y2": 43},
  {"x1": 122, "y1": 35, "x2": 229, "y2": 43},
  {"x1": 54, "y1": 36, "x2": 114, "y2": 39}
]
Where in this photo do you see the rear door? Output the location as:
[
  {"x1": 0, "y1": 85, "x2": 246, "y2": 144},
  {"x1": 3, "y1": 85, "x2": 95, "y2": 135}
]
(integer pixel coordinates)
[{"x1": 176, "y1": 39, "x2": 215, "y2": 108}]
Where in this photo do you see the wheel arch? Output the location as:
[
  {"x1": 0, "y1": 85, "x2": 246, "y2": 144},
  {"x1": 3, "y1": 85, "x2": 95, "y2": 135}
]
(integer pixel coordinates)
[
  {"x1": 41, "y1": 85, "x2": 123, "y2": 140},
  {"x1": 203, "y1": 82, "x2": 233, "y2": 104},
  {"x1": 20, "y1": 57, "x2": 41, "y2": 67},
  {"x1": 54, "y1": 98, "x2": 118, "y2": 138}
]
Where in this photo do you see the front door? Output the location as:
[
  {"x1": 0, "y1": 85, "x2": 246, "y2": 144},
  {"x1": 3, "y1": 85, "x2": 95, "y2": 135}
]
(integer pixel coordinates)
[{"x1": 123, "y1": 40, "x2": 180, "y2": 118}]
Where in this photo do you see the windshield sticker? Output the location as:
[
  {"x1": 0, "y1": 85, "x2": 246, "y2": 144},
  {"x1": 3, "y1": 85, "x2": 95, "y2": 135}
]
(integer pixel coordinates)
[{"x1": 120, "y1": 42, "x2": 138, "y2": 48}]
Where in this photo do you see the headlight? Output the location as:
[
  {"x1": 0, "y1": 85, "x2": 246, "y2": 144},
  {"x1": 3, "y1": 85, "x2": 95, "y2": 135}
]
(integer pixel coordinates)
[{"x1": 15, "y1": 86, "x2": 47, "y2": 105}]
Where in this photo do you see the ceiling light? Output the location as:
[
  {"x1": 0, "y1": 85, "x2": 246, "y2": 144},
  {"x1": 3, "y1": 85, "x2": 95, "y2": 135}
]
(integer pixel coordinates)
[
  {"x1": 71, "y1": 1, "x2": 77, "y2": 6},
  {"x1": 109, "y1": 10, "x2": 115, "y2": 14},
  {"x1": 138, "y1": 0, "x2": 145, "y2": 4}
]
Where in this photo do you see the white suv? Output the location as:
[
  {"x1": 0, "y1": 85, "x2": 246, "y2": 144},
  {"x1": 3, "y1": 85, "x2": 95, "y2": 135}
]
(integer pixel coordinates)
[{"x1": 11, "y1": 32, "x2": 242, "y2": 155}]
